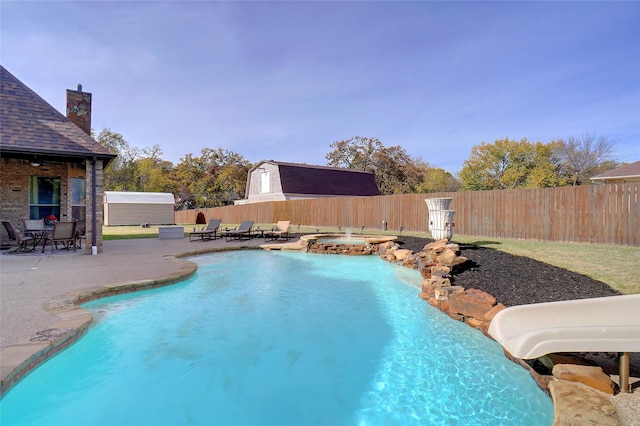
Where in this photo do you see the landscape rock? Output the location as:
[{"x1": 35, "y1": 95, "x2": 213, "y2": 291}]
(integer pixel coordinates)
[
  {"x1": 421, "y1": 277, "x2": 451, "y2": 297},
  {"x1": 444, "y1": 243, "x2": 460, "y2": 253},
  {"x1": 435, "y1": 248, "x2": 459, "y2": 265},
  {"x1": 425, "y1": 296, "x2": 450, "y2": 313},
  {"x1": 552, "y1": 364, "x2": 616, "y2": 395},
  {"x1": 377, "y1": 242, "x2": 395, "y2": 255},
  {"x1": 483, "y1": 303, "x2": 506, "y2": 321},
  {"x1": 449, "y1": 288, "x2": 497, "y2": 319},
  {"x1": 431, "y1": 264, "x2": 451, "y2": 276},
  {"x1": 549, "y1": 380, "x2": 621, "y2": 425},
  {"x1": 423, "y1": 239, "x2": 448, "y2": 253},
  {"x1": 447, "y1": 311, "x2": 464, "y2": 321},
  {"x1": 464, "y1": 316, "x2": 488, "y2": 332},
  {"x1": 392, "y1": 249, "x2": 412, "y2": 261}
]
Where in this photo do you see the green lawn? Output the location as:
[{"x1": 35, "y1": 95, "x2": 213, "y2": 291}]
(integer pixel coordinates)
[{"x1": 102, "y1": 225, "x2": 639, "y2": 295}]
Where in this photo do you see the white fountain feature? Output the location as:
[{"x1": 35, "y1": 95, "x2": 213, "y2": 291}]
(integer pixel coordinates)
[{"x1": 425, "y1": 197, "x2": 456, "y2": 241}]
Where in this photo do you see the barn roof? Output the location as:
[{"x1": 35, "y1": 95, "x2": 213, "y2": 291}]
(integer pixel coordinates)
[
  {"x1": 253, "y1": 160, "x2": 380, "y2": 197},
  {"x1": 104, "y1": 191, "x2": 175, "y2": 204},
  {"x1": 0, "y1": 65, "x2": 115, "y2": 163}
]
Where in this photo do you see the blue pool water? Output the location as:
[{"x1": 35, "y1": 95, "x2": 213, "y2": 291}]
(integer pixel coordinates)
[{"x1": 0, "y1": 250, "x2": 553, "y2": 425}]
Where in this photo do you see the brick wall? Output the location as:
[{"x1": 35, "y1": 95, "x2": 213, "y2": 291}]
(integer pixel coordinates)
[
  {"x1": 0, "y1": 157, "x2": 105, "y2": 253},
  {"x1": 0, "y1": 158, "x2": 30, "y2": 225},
  {"x1": 84, "y1": 159, "x2": 105, "y2": 254}
]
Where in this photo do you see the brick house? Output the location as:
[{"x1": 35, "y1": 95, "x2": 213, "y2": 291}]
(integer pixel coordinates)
[
  {"x1": 237, "y1": 160, "x2": 380, "y2": 204},
  {"x1": 0, "y1": 65, "x2": 116, "y2": 253}
]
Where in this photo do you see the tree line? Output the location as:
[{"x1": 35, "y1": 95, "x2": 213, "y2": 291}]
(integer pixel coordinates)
[{"x1": 97, "y1": 129, "x2": 620, "y2": 208}]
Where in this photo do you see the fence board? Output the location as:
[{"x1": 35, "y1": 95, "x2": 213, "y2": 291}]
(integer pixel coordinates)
[{"x1": 174, "y1": 184, "x2": 639, "y2": 246}]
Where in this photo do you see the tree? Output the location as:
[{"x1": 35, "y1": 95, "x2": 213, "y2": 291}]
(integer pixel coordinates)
[
  {"x1": 134, "y1": 155, "x2": 176, "y2": 193},
  {"x1": 414, "y1": 161, "x2": 461, "y2": 193},
  {"x1": 97, "y1": 129, "x2": 177, "y2": 193},
  {"x1": 325, "y1": 136, "x2": 423, "y2": 194},
  {"x1": 459, "y1": 137, "x2": 565, "y2": 191},
  {"x1": 556, "y1": 133, "x2": 618, "y2": 185},
  {"x1": 97, "y1": 128, "x2": 144, "y2": 191},
  {"x1": 172, "y1": 148, "x2": 250, "y2": 208}
]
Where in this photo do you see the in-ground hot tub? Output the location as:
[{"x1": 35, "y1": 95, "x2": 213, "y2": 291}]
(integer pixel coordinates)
[{"x1": 301, "y1": 234, "x2": 397, "y2": 255}]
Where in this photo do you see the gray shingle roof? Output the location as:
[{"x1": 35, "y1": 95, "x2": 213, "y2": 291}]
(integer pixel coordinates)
[{"x1": 0, "y1": 65, "x2": 115, "y2": 162}]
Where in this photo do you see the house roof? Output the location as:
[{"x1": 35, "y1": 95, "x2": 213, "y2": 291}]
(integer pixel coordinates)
[
  {"x1": 253, "y1": 160, "x2": 380, "y2": 196},
  {"x1": 591, "y1": 160, "x2": 640, "y2": 182},
  {"x1": 0, "y1": 65, "x2": 115, "y2": 163}
]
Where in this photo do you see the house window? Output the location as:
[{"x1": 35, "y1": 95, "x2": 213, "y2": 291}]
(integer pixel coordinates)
[
  {"x1": 260, "y1": 170, "x2": 270, "y2": 193},
  {"x1": 29, "y1": 176, "x2": 60, "y2": 220},
  {"x1": 71, "y1": 178, "x2": 86, "y2": 223}
]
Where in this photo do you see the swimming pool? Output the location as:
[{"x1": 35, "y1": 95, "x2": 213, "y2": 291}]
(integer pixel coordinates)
[{"x1": 0, "y1": 250, "x2": 553, "y2": 425}]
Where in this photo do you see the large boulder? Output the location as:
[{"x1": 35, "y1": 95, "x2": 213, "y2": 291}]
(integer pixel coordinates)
[
  {"x1": 384, "y1": 248, "x2": 412, "y2": 261},
  {"x1": 549, "y1": 380, "x2": 621, "y2": 425},
  {"x1": 423, "y1": 239, "x2": 448, "y2": 253},
  {"x1": 552, "y1": 364, "x2": 616, "y2": 395},
  {"x1": 449, "y1": 288, "x2": 497, "y2": 319}
]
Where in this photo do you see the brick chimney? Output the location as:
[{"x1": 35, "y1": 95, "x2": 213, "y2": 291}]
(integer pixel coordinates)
[{"x1": 66, "y1": 84, "x2": 91, "y2": 135}]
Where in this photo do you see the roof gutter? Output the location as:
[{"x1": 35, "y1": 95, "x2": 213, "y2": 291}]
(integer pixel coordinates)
[{"x1": 0, "y1": 146, "x2": 117, "y2": 166}]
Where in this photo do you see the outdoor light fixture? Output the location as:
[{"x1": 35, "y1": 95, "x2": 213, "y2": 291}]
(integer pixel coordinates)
[{"x1": 30, "y1": 159, "x2": 40, "y2": 167}]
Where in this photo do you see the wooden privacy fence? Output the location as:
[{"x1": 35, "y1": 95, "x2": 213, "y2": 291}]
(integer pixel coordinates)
[{"x1": 174, "y1": 184, "x2": 639, "y2": 246}]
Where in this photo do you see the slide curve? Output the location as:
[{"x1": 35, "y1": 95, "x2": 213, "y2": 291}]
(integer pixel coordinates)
[{"x1": 488, "y1": 294, "x2": 640, "y2": 359}]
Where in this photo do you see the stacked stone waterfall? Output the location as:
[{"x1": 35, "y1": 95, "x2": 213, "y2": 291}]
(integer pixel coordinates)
[{"x1": 425, "y1": 197, "x2": 456, "y2": 241}]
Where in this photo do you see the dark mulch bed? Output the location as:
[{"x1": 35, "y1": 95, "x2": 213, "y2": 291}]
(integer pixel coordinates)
[
  {"x1": 397, "y1": 236, "x2": 620, "y2": 306},
  {"x1": 396, "y1": 236, "x2": 638, "y2": 377}
]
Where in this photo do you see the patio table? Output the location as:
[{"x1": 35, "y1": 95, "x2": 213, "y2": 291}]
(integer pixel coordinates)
[{"x1": 24, "y1": 225, "x2": 53, "y2": 248}]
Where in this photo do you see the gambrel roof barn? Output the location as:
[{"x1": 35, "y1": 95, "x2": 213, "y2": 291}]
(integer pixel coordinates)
[{"x1": 239, "y1": 160, "x2": 379, "y2": 204}]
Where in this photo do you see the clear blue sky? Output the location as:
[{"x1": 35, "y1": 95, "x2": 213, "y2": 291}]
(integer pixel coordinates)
[{"x1": 2, "y1": 1, "x2": 638, "y2": 174}]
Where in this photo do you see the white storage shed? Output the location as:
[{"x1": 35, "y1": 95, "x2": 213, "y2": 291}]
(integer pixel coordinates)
[{"x1": 103, "y1": 191, "x2": 175, "y2": 226}]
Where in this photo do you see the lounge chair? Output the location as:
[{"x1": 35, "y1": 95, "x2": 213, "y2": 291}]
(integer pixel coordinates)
[
  {"x1": 223, "y1": 220, "x2": 254, "y2": 241},
  {"x1": 42, "y1": 221, "x2": 77, "y2": 253},
  {"x1": 189, "y1": 218, "x2": 222, "y2": 242},
  {"x1": 2, "y1": 220, "x2": 35, "y2": 252},
  {"x1": 264, "y1": 220, "x2": 291, "y2": 241}
]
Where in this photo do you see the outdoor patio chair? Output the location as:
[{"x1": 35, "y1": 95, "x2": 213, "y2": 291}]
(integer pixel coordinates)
[
  {"x1": 74, "y1": 221, "x2": 86, "y2": 249},
  {"x1": 42, "y1": 221, "x2": 77, "y2": 253},
  {"x1": 2, "y1": 220, "x2": 35, "y2": 252},
  {"x1": 189, "y1": 218, "x2": 222, "y2": 242},
  {"x1": 264, "y1": 220, "x2": 291, "y2": 241},
  {"x1": 23, "y1": 218, "x2": 45, "y2": 232},
  {"x1": 223, "y1": 220, "x2": 254, "y2": 241}
]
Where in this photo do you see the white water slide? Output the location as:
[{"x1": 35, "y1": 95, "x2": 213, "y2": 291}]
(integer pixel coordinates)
[
  {"x1": 488, "y1": 294, "x2": 640, "y2": 391},
  {"x1": 488, "y1": 294, "x2": 640, "y2": 359}
]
